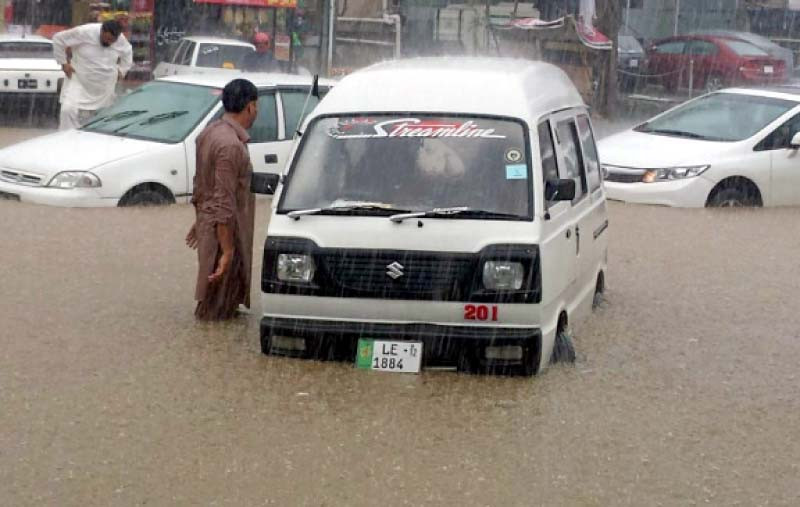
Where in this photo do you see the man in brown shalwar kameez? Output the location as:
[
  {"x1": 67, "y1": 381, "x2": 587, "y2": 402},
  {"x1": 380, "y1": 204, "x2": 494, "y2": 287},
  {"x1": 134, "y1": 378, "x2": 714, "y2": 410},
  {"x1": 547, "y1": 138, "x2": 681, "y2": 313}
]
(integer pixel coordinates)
[{"x1": 186, "y1": 79, "x2": 258, "y2": 320}]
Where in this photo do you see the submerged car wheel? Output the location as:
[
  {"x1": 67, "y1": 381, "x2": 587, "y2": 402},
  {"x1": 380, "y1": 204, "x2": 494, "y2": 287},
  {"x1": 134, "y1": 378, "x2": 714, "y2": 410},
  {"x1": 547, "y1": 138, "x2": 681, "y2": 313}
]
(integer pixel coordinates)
[
  {"x1": 551, "y1": 330, "x2": 576, "y2": 364},
  {"x1": 707, "y1": 182, "x2": 761, "y2": 208},
  {"x1": 592, "y1": 272, "x2": 605, "y2": 310},
  {"x1": 119, "y1": 184, "x2": 174, "y2": 207}
]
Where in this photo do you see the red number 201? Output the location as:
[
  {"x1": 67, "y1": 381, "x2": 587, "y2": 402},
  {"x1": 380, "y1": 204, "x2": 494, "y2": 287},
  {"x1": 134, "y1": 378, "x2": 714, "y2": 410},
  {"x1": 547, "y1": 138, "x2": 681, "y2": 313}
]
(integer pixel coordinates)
[{"x1": 464, "y1": 304, "x2": 498, "y2": 321}]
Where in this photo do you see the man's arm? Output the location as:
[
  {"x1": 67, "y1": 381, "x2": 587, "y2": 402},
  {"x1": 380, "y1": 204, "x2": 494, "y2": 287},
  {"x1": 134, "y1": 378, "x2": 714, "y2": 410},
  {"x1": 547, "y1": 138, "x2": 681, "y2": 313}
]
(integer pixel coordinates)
[
  {"x1": 206, "y1": 145, "x2": 240, "y2": 283},
  {"x1": 52, "y1": 25, "x2": 92, "y2": 77},
  {"x1": 117, "y1": 34, "x2": 133, "y2": 78}
]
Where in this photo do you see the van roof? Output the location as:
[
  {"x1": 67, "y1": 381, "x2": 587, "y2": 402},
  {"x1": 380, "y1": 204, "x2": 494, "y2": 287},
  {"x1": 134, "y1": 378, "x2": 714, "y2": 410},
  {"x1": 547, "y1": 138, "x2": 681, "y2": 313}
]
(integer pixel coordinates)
[{"x1": 313, "y1": 57, "x2": 585, "y2": 122}]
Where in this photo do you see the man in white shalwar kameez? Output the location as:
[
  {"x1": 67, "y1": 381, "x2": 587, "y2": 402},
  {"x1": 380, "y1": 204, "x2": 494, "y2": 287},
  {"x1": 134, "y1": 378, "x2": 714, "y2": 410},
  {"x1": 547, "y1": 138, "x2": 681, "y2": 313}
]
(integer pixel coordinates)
[{"x1": 52, "y1": 21, "x2": 132, "y2": 130}]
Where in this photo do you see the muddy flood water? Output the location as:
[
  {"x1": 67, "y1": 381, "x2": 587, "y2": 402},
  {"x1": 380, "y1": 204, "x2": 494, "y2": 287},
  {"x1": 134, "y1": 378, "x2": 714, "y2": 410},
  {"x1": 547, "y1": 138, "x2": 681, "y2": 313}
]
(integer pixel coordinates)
[{"x1": 1, "y1": 127, "x2": 800, "y2": 506}]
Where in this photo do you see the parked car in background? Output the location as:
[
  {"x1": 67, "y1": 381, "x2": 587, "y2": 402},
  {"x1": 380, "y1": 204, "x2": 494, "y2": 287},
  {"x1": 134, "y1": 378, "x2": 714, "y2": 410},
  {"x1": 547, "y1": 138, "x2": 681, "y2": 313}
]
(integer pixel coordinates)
[
  {"x1": 599, "y1": 87, "x2": 800, "y2": 207},
  {"x1": 0, "y1": 73, "x2": 333, "y2": 206},
  {"x1": 617, "y1": 34, "x2": 645, "y2": 92},
  {"x1": 693, "y1": 29, "x2": 794, "y2": 75},
  {"x1": 645, "y1": 35, "x2": 787, "y2": 93},
  {"x1": 152, "y1": 36, "x2": 255, "y2": 78},
  {"x1": 0, "y1": 34, "x2": 64, "y2": 118}
]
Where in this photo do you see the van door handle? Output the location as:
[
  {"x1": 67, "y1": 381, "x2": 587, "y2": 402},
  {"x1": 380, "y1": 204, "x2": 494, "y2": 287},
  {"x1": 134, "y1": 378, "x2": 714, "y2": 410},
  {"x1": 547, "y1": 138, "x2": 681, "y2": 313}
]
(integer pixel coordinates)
[
  {"x1": 575, "y1": 226, "x2": 581, "y2": 255},
  {"x1": 566, "y1": 228, "x2": 572, "y2": 239},
  {"x1": 264, "y1": 154, "x2": 278, "y2": 164}
]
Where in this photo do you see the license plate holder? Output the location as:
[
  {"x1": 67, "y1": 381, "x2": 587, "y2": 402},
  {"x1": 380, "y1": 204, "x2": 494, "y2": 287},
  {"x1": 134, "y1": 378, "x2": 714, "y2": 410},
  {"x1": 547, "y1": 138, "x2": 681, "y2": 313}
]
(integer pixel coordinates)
[
  {"x1": 629, "y1": 58, "x2": 639, "y2": 68},
  {"x1": 356, "y1": 339, "x2": 423, "y2": 373},
  {"x1": 764, "y1": 65, "x2": 774, "y2": 74}
]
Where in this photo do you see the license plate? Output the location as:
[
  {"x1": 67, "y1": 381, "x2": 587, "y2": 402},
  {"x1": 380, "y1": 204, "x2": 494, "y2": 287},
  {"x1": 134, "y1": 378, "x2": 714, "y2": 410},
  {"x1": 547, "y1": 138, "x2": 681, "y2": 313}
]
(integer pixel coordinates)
[
  {"x1": 17, "y1": 79, "x2": 37, "y2": 89},
  {"x1": 764, "y1": 65, "x2": 774, "y2": 74},
  {"x1": 356, "y1": 339, "x2": 422, "y2": 373},
  {"x1": 629, "y1": 59, "x2": 639, "y2": 68}
]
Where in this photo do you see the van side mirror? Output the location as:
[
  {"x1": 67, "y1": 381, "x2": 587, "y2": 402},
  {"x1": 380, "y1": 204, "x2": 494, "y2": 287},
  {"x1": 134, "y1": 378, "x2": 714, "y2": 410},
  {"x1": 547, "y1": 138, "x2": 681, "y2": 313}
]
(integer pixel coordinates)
[
  {"x1": 251, "y1": 172, "x2": 280, "y2": 195},
  {"x1": 790, "y1": 132, "x2": 800, "y2": 149},
  {"x1": 545, "y1": 179, "x2": 576, "y2": 202}
]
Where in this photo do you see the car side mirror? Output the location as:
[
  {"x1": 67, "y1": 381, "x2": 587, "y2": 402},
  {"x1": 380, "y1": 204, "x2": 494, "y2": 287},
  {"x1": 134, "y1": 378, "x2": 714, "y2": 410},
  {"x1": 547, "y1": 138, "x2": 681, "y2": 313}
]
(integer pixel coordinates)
[
  {"x1": 790, "y1": 132, "x2": 800, "y2": 149},
  {"x1": 251, "y1": 172, "x2": 280, "y2": 195},
  {"x1": 545, "y1": 179, "x2": 576, "y2": 202}
]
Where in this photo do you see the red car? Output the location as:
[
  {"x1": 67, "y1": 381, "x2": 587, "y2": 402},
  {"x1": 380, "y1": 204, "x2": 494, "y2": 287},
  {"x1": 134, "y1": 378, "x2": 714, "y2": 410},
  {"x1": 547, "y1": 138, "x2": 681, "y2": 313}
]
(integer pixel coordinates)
[{"x1": 645, "y1": 35, "x2": 787, "y2": 93}]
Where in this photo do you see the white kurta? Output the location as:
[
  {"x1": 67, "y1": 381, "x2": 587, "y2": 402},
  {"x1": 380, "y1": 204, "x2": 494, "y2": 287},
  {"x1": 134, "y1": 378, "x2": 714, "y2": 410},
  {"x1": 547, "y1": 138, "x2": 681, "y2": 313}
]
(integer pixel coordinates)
[{"x1": 53, "y1": 23, "x2": 132, "y2": 129}]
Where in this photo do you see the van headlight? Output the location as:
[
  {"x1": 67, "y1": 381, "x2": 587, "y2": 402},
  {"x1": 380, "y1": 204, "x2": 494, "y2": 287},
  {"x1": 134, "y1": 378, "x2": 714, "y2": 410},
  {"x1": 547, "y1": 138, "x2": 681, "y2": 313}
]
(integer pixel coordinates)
[
  {"x1": 642, "y1": 165, "x2": 709, "y2": 183},
  {"x1": 47, "y1": 171, "x2": 102, "y2": 189},
  {"x1": 277, "y1": 254, "x2": 316, "y2": 282},
  {"x1": 482, "y1": 261, "x2": 524, "y2": 290}
]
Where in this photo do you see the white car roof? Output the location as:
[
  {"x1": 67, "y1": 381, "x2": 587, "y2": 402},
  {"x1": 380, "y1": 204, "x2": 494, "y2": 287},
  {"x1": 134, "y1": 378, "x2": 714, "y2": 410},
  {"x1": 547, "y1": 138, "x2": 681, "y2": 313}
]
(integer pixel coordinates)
[
  {"x1": 0, "y1": 34, "x2": 52, "y2": 44},
  {"x1": 719, "y1": 86, "x2": 800, "y2": 103},
  {"x1": 312, "y1": 57, "x2": 585, "y2": 122},
  {"x1": 157, "y1": 72, "x2": 336, "y2": 89},
  {"x1": 181, "y1": 36, "x2": 254, "y2": 48}
]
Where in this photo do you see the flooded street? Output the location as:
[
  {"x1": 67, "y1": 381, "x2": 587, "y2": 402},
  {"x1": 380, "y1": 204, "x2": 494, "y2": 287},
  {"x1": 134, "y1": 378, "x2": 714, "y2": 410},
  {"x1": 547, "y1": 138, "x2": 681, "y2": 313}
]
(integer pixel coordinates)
[{"x1": 1, "y1": 128, "x2": 800, "y2": 506}]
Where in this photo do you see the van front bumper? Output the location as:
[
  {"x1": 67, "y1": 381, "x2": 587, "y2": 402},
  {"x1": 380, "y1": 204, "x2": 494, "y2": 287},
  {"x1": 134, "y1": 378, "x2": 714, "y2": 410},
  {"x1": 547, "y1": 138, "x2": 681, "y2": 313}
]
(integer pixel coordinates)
[{"x1": 260, "y1": 316, "x2": 542, "y2": 369}]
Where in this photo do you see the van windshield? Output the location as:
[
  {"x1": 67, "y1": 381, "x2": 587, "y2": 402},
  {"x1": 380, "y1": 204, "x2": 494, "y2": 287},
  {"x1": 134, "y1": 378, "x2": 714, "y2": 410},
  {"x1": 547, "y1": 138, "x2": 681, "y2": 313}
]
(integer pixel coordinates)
[{"x1": 279, "y1": 115, "x2": 532, "y2": 220}]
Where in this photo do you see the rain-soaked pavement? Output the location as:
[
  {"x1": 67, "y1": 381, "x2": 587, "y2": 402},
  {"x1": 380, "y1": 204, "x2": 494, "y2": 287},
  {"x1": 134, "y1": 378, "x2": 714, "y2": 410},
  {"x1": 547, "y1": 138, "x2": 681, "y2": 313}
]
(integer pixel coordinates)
[{"x1": 2, "y1": 127, "x2": 800, "y2": 506}]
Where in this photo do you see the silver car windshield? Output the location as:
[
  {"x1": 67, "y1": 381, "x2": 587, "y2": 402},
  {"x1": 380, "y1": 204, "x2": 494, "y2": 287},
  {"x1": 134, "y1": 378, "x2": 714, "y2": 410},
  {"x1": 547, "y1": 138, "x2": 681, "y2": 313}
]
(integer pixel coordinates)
[
  {"x1": 279, "y1": 115, "x2": 533, "y2": 220},
  {"x1": 635, "y1": 93, "x2": 796, "y2": 142},
  {"x1": 81, "y1": 82, "x2": 221, "y2": 143}
]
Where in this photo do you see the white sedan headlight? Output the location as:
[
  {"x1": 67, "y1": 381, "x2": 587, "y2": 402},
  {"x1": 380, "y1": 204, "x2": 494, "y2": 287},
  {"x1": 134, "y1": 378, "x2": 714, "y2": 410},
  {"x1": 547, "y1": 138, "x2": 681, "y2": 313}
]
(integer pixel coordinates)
[
  {"x1": 47, "y1": 171, "x2": 102, "y2": 189},
  {"x1": 277, "y1": 254, "x2": 316, "y2": 282},
  {"x1": 642, "y1": 165, "x2": 710, "y2": 183},
  {"x1": 482, "y1": 261, "x2": 524, "y2": 290}
]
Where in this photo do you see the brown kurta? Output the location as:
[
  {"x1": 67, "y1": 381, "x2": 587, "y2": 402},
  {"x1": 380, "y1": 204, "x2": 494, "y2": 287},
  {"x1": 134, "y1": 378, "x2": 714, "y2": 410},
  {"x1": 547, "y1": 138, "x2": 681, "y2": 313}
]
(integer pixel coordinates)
[{"x1": 191, "y1": 116, "x2": 256, "y2": 320}]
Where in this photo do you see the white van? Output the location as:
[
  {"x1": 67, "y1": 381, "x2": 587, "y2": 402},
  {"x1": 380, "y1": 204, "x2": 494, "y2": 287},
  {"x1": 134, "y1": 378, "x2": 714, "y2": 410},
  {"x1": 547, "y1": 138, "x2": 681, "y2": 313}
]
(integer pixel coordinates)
[{"x1": 252, "y1": 58, "x2": 609, "y2": 375}]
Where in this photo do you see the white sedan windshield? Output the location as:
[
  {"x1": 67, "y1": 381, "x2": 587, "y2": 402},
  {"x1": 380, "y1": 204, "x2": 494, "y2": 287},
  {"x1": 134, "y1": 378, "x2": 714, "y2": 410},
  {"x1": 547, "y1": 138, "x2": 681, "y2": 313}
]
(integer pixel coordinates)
[
  {"x1": 635, "y1": 92, "x2": 796, "y2": 142},
  {"x1": 279, "y1": 115, "x2": 532, "y2": 219},
  {"x1": 81, "y1": 82, "x2": 220, "y2": 143}
]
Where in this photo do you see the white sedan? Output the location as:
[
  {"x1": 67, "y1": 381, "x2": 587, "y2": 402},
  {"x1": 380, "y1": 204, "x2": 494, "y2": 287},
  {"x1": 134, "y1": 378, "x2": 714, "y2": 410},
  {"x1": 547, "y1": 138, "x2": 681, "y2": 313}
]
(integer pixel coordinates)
[
  {"x1": 0, "y1": 34, "x2": 64, "y2": 116},
  {"x1": 600, "y1": 87, "x2": 800, "y2": 207},
  {"x1": 0, "y1": 73, "x2": 332, "y2": 206}
]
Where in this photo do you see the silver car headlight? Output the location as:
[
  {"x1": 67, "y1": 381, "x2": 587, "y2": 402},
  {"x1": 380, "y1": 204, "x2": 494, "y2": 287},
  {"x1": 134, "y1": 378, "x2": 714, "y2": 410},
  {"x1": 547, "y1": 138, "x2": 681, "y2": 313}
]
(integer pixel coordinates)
[
  {"x1": 642, "y1": 165, "x2": 710, "y2": 183},
  {"x1": 482, "y1": 261, "x2": 524, "y2": 290},
  {"x1": 47, "y1": 171, "x2": 102, "y2": 189},
  {"x1": 277, "y1": 254, "x2": 316, "y2": 282}
]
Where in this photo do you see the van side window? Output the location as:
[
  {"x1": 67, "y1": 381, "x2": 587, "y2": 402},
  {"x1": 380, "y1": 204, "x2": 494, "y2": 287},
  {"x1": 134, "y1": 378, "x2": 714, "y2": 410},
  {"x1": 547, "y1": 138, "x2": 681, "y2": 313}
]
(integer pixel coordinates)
[
  {"x1": 538, "y1": 120, "x2": 560, "y2": 204},
  {"x1": 576, "y1": 115, "x2": 602, "y2": 192},
  {"x1": 556, "y1": 119, "x2": 588, "y2": 202}
]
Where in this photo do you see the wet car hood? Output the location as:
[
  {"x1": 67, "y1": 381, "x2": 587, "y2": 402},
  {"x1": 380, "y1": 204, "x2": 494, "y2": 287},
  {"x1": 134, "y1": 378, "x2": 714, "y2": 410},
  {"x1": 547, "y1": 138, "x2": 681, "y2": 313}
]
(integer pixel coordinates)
[
  {"x1": 0, "y1": 58, "x2": 63, "y2": 71},
  {"x1": 0, "y1": 129, "x2": 170, "y2": 179},
  {"x1": 599, "y1": 129, "x2": 731, "y2": 169}
]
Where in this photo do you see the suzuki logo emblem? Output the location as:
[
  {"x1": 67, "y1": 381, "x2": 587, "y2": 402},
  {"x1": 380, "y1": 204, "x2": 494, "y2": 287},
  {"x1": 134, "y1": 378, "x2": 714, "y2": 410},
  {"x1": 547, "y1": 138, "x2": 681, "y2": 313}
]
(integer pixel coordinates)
[{"x1": 386, "y1": 261, "x2": 405, "y2": 279}]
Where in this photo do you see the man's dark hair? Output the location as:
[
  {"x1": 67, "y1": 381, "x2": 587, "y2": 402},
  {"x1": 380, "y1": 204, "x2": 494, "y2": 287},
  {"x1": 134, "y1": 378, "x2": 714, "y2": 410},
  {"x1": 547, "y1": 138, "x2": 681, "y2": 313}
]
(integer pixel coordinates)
[
  {"x1": 101, "y1": 20, "x2": 122, "y2": 38},
  {"x1": 222, "y1": 79, "x2": 258, "y2": 113}
]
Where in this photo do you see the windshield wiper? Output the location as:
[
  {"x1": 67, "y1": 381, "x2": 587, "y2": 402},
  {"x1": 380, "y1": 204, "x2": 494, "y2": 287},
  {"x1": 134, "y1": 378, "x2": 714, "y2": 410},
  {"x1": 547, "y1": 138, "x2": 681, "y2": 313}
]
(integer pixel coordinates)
[
  {"x1": 83, "y1": 109, "x2": 148, "y2": 128},
  {"x1": 137, "y1": 110, "x2": 189, "y2": 126},
  {"x1": 389, "y1": 207, "x2": 524, "y2": 223},
  {"x1": 640, "y1": 128, "x2": 711, "y2": 140},
  {"x1": 287, "y1": 202, "x2": 410, "y2": 220}
]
